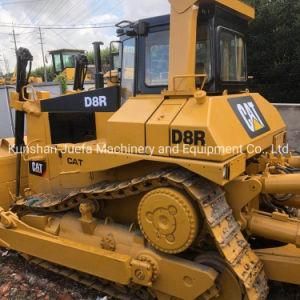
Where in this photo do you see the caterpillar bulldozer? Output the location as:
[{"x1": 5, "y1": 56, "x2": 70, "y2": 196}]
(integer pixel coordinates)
[
  {"x1": 1, "y1": 0, "x2": 300, "y2": 299},
  {"x1": 50, "y1": 48, "x2": 94, "y2": 82}
]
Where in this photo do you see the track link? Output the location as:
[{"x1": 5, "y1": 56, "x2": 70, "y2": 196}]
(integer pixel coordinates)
[
  {"x1": 22, "y1": 255, "x2": 154, "y2": 300},
  {"x1": 15, "y1": 168, "x2": 269, "y2": 300}
]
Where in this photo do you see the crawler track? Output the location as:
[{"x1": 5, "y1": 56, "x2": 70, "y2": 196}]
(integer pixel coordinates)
[{"x1": 14, "y1": 168, "x2": 269, "y2": 299}]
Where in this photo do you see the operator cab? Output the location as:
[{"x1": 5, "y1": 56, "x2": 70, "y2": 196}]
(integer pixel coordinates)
[
  {"x1": 115, "y1": 2, "x2": 251, "y2": 102},
  {"x1": 49, "y1": 49, "x2": 85, "y2": 75}
]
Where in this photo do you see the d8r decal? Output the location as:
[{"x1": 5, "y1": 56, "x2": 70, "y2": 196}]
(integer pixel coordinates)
[{"x1": 172, "y1": 129, "x2": 206, "y2": 146}]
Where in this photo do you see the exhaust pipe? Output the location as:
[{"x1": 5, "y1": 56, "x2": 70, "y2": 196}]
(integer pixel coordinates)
[
  {"x1": 14, "y1": 48, "x2": 33, "y2": 198},
  {"x1": 93, "y1": 41, "x2": 104, "y2": 89}
]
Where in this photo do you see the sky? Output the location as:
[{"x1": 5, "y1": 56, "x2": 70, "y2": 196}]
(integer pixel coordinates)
[{"x1": 0, "y1": 0, "x2": 170, "y2": 73}]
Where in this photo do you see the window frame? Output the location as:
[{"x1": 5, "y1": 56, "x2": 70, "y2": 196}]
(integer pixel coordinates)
[
  {"x1": 196, "y1": 21, "x2": 214, "y2": 82},
  {"x1": 138, "y1": 19, "x2": 213, "y2": 94},
  {"x1": 144, "y1": 30, "x2": 170, "y2": 88},
  {"x1": 120, "y1": 37, "x2": 137, "y2": 101},
  {"x1": 53, "y1": 53, "x2": 63, "y2": 73},
  {"x1": 217, "y1": 26, "x2": 247, "y2": 83},
  {"x1": 137, "y1": 22, "x2": 170, "y2": 95},
  {"x1": 62, "y1": 53, "x2": 75, "y2": 69}
]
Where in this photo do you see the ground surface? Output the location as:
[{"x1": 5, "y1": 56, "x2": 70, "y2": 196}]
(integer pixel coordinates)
[
  {"x1": 0, "y1": 250, "x2": 104, "y2": 300},
  {"x1": 0, "y1": 249, "x2": 299, "y2": 299}
]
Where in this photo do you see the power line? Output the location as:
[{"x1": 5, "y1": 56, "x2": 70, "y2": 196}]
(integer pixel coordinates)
[
  {"x1": 0, "y1": 22, "x2": 115, "y2": 29},
  {"x1": 50, "y1": 0, "x2": 84, "y2": 26},
  {"x1": 0, "y1": 0, "x2": 45, "y2": 5},
  {"x1": 39, "y1": 0, "x2": 69, "y2": 26},
  {"x1": 50, "y1": 0, "x2": 106, "y2": 43},
  {"x1": 67, "y1": 0, "x2": 121, "y2": 26},
  {"x1": 56, "y1": 0, "x2": 103, "y2": 27},
  {"x1": 18, "y1": 30, "x2": 37, "y2": 36},
  {"x1": 29, "y1": 0, "x2": 54, "y2": 25},
  {"x1": 50, "y1": 29, "x2": 79, "y2": 49}
]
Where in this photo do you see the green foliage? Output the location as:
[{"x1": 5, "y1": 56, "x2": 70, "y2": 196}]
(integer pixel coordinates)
[
  {"x1": 54, "y1": 73, "x2": 67, "y2": 94},
  {"x1": 87, "y1": 46, "x2": 118, "y2": 72},
  {"x1": 245, "y1": 0, "x2": 300, "y2": 103},
  {"x1": 31, "y1": 66, "x2": 56, "y2": 82}
]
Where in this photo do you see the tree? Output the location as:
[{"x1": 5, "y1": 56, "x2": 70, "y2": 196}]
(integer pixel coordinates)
[
  {"x1": 31, "y1": 66, "x2": 56, "y2": 82},
  {"x1": 244, "y1": 0, "x2": 300, "y2": 103},
  {"x1": 87, "y1": 46, "x2": 118, "y2": 73}
]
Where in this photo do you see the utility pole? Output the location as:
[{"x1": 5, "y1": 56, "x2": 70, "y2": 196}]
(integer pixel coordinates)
[
  {"x1": 38, "y1": 27, "x2": 48, "y2": 82},
  {"x1": 12, "y1": 28, "x2": 17, "y2": 52},
  {"x1": 9, "y1": 26, "x2": 19, "y2": 53}
]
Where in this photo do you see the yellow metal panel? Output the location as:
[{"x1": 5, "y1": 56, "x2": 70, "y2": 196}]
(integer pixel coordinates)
[
  {"x1": 168, "y1": 2, "x2": 198, "y2": 91},
  {"x1": 146, "y1": 99, "x2": 186, "y2": 156},
  {"x1": 0, "y1": 216, "x2": 132, "y2": 284},
  {"x1": 169, "y1": 0, "x2": 198, "y2": 13},
  {"x1": 63, "y1": 68, "x2": 75, "y2": 81},
  {"x1": 58, "y1": 145, "x2": 245, "y2": 185},
  {"x1": 95, "y1": 112, "x2": 114, "y2": 141},
  {"x1": 256, "y1": 244, "x2": 300, "y2": 285},
  {"x1": 170, "y1": 96, "x2": 219, "y2": 160},
  {"x1": 107, "y1": 96, "x2": 164, "y2": 150},
  {"x1": 171, "y1": 93, "x2": 286, "y2": 162},
  {"x1": 0, "y1": 139, "x2": 28, "y2": 209},
  {"x1": 216, "y1": 0, "x2": 255, "y2": 20},
  {"x1": 169, "y1": 0, "x2": 255, "y2": 20}
]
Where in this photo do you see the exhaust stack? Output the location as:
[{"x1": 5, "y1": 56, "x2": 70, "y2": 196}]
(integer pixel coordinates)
[{"x1": 93, "y1": 41, "x2": 104, "y2": 89}]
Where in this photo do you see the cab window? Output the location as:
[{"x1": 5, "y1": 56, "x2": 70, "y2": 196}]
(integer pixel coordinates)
[
  {"x1": 63, "y1": 54, "x2": 75, "y2": 68},
  {"x1": 121, "y1": 38, "x2": 136, "y2": 102},
  {"x1": 196, "y1": 24, "x2": 211, "y2": 79},
  {"x1": 144, "y1": 25, "x2": 211, "y2": 87},
  {"x1": 53, "y1": 54, "x2": 62, "y2": 72},
  {"x1": 220, "y1": 28, "x2": 246, "y2": 81},
  {"x1": 145, "y1": 30, "x2": 169, "y2": 86}
]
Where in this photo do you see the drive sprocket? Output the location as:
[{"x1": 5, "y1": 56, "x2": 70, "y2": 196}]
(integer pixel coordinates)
[{"x1": 137, "y1": 187, "x2": 199, "y2": 254}]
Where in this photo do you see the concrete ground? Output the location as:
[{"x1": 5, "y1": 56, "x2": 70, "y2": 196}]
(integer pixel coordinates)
[{"x1": 274, "y1": 104, "x2": 300, "y2": 153}]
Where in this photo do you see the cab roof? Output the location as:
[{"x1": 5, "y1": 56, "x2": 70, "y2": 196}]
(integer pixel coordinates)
[{"x1": 49, "y1": 49, "x2": 85, "y2": 54}]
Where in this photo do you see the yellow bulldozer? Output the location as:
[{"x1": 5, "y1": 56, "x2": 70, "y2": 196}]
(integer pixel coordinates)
[
  {"x1": 0, "y1": 0, "x2": 300, "y2": 299},
  {"x1": 50, "y1": 48, "x2": 93, "y2": 82}
]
